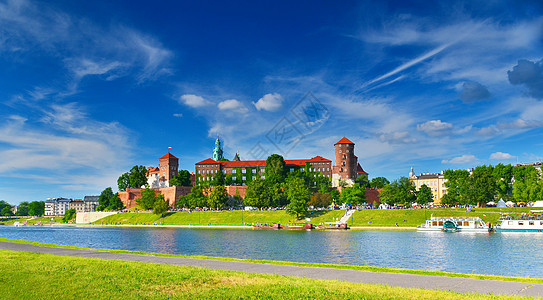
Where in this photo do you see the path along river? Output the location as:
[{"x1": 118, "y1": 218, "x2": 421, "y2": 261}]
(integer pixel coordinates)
[{"x1": 1, "y1": 226, "x2": 541, "y2": 279}]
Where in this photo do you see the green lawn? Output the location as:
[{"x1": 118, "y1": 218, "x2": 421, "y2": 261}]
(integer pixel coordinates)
[
  {"x1": 96, "y1": 210, "x2": 346, "y2": 226},
  {"x1": 0, "y1": 249, "x2": 529, "y2": 299},
  {"x1": 95, "y1": 207, "x2": 535, "y2": 228},
  {"x1": 0, "y1": 216, "x2": 63, "y2": 226},
  {"x1": 350, "y1": 207, "x2": 534, "y2": 227}
]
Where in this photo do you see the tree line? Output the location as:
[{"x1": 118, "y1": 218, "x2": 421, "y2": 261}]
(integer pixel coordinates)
[{"x1": 0, "y1": 200, "x2": 45, "y2": 217}]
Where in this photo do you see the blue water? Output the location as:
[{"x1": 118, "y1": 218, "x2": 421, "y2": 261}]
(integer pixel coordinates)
[{"x1": 1, "y1": 226, "x2": 541, "y2": 278}]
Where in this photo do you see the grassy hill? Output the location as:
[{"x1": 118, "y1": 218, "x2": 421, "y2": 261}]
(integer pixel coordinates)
[{"x1": 95, "y1": 207, "x2": 535, "y2": 227}]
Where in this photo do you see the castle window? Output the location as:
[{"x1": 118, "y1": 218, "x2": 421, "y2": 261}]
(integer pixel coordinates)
[
  {"x1": 339, "y1": 150, "x2": 342, "y2": 153},
  {"x1": 347, "y1": 150, "x2": 349, "y2": 153}
]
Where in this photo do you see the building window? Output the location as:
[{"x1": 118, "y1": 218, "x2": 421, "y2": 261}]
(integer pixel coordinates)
[
  {"x1": 339, "y1": 150, "x2": 342, "y2": 153},
  {"x1": 242, "y1": 176, "x2": 246, "y2": 181},
  {"x1": 261, "y1": 176, "x2": 265, "y2": 179},
  {"x1": 252, "y1": 169, "x2": 256, "y2": 173},
  {"x1": 252, "y1": 176, "x2": 256, "y2": 180},
  {"x1": 232, "y1": 176, "x2": 236, "y2": 181},
  {"x1": 261, "y1": 168, "x2": 265, "y2": 173},
  {"x1": 290, "y1": 168, "x2": 294, "y2": 172},
  {"x1": 242, "y1": 169, "x2": 246, "y2": 173}
]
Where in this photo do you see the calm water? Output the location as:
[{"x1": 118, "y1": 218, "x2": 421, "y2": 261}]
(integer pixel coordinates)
[{"x1": 1, "y1": 226, "x2": 541, "y2": 278}]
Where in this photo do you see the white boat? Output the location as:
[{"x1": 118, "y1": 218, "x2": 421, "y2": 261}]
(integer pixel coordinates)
[
  {"x1": 494, "y1": 212, "x2": 543, "y2": 232},
  {"x1": 417, "y1": 216, "x2": 492, "y2": 233}
]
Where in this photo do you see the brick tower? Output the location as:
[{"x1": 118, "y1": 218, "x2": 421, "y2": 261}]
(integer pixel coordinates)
[
  {"x1": 332, "y1": 137, "x2": 358, "y2": 187},
  {"x1": 159, "y1": 153, "x2": 179, "y2": 183}
]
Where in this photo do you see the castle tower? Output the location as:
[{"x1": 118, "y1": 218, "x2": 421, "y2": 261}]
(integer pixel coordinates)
[
  {"x1": 159, "y1": 153, "x2": 179, "y2": 183},
  {"x1": 332, "y1": 137, "x2": 358, "y2": 187},
  {"x1": 213, "y1": 135, "x2": 223, "y2": 161}
]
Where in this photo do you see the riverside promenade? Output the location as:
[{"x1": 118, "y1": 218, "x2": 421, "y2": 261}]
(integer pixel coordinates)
[{"x1": 1, "y1": 241, "x2": 541, "y2": 298}]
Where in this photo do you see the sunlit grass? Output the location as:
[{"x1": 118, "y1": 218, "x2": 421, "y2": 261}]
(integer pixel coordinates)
[
  {"x1": 1, "y1": 237, "x2": 541, "y2": 284},
  {"x1": 0, "y1": 249, "x2": 531, "y2": 299}
]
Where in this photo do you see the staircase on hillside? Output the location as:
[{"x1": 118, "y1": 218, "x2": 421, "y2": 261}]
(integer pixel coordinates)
[{"x1": 339, "y1": 209, "x2": 356, "y2": 224}]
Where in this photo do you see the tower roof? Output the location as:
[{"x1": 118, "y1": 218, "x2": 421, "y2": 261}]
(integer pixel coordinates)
[
  {"x1": 160, "y1": 153, "x2": 178, "y2": 159},
  {"x1": 334, "y1": 137, "x2": 355, "y2": 145}
]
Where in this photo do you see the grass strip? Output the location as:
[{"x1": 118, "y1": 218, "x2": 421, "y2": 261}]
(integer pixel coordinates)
[
  {"x1": 0, "y1": 249, "x2": 531, "y2": 300},
  {"x1": 1, "y1": 237, "x2": 541, "y2": 285}
]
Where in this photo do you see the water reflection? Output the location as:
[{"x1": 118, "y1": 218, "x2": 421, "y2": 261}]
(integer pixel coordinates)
[{"x1": 1, "y1": 226, "x2": 542, "y2": 278}]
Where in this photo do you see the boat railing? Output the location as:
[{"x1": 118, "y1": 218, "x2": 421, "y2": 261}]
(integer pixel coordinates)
[{"x1": 429, "y1": 216, "x2": 482, "y2": 221}]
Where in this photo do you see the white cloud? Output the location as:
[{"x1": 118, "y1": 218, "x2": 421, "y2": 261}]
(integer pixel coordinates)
[
  {"x1": 173, "y1": 113, "x2": 183, "y2": 118},
  {"x1": 490, "y1": 152, "x2": 515, "y2": 160},
  {"x1": 218, "y1": 99, "x2": 249, "y2": 114},
  {"x1": 0, "y1": 0, "x2": 173, "y2": 89},
  {"x1": 417, "y1": 120, "x2": 453, "y2": 136},
  {"x1": 0, "y1": 104, "x2": 131, "y2": 175},
  {"x1": 442, "y1": 155, "x2": 478, "y2": 164},
  {"x1": 179, "y1": 94, "x2": 212, "y2": 108},
  {"x1": 253, "y1": 93, "x2": 283, "y2": 111}
]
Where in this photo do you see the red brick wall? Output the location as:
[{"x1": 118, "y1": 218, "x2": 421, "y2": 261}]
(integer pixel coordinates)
[{"x1": 119, "y1": 185, "x2": 248, "y2": 209}]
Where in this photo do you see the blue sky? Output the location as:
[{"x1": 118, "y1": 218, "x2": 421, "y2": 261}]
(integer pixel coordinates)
[{"x1": 1, "y1": 0, "x2": 543, "y2": 204}]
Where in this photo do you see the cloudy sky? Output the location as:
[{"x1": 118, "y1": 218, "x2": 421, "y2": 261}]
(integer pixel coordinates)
[{"x1": 1, "y1": 0, "x2": 542, "y2": 203}]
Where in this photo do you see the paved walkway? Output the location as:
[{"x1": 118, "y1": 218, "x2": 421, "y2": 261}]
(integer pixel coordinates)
[{"x1": 1, "y1": 241, "x2": 541, "y2": 298}]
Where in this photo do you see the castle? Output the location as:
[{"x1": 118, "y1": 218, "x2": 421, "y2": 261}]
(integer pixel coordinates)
[
  {"x1": 195, "y1": 136, "x2": 367, "y2": 187},
  {"x1": 119, "y1": 136, "x2": 368, "y2": 209}
]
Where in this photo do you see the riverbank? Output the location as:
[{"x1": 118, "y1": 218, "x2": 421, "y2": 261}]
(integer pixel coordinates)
[
  {"x1": 92, "y1": 207, "x2": 533, "y2": 228},
  {"x1": 0, "y1": 240, "x2": 540, "y2": 298}
]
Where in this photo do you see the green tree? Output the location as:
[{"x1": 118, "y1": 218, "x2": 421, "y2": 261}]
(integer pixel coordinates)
[
  {"x1": 138, "y1": 188, "x2": 157, "y2": 210},
  {"x1": 208, "y1": 185, "x2": 228, "y2": 209},
  {"x1": 62, "y1": 209, "x2": 76, "y2": 223},
  {"x1": 15, "y1": 201, "x2": 30, "y2": 216},
  {"x1": 492, "y1": 163, "x2": 513, "y2": 200},
  {"x1": 355, "y1": 174, "x2": 369, "y2": 187},
  {"x1": 0, "y1": 200, "x2": 11, "y2": 214},
  {"x1": 106, "y1": 193, "x2": 124, "y2": 211},
  {"x1": 170, "y1": 170, "x2": 192, "y2": 186},
  {"x1": 97, "y1": 187, "x2": 114, "y2": 211},
  {"x1": 285, "y1": 176, "x2": 310, "y2": 219},
  {"x1": 1, "y1": 206, "x2": 13, "y2": 216},
  {"x1": 330, "y1": 189, "x2": 340, "y2": 202},
  {"x1": 129, "y1": 165, "x2": 148, "y2": 188},
  {"x1": 465, "y1": 166, "x2": 496, "y2": 207},
  {"x1": 184, "y1": 185, "x2": 207, "y2": 208},
  {"x1": 370, "y1": 177, "x2": 390, "y2": 189},
  {"x1": 309, "y1": 192, "x2": 332, "y2": 208},
  {"x1": 117, "y1": 172, "x2": 130, "y2": 191},
  {"x1": 153, "y1": 194, "x2": 169, "y2": 216},
  {"x1": 265, "y1": 154, "x2": 287, "y2": 184},
  {"x1": 269, "y1": 183, "x2": 287, "y2": 207},
  {"x1": 416, "y1": 184, "x2": 433, "y2": 205},
  {"x1": 339, "y1": 183, "x2": 366, "y2": 206},
  {"x1": 28, "y1": 201, "x2": 45, "y2": 216},
  {"x1": 512, "y1": 165, "x2": 541, "y2": 203},
  {"x1": 442, "y1": 169, "x2": 470, "y2": 205},
  {"x1": 378, "y1": 177, "x2": 416, "y2": 205},
  {"x1": 244, "y1": 180, "x2": 272, "y2": 209}
]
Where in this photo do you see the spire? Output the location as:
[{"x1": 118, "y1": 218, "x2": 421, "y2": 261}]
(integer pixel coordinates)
[
  {"x1": 212, "y1": 135, "x2": 224, "y2": 161},
  {"x1": 409, "y1": 166, "x2": 415, "y2": 177}
]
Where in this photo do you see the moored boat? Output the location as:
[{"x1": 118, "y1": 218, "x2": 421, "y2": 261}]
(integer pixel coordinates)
[
  {"x1": 494, "y1": 212, "x2": 543, "y2": 232},
  {"x1": 252, "y1": 223, "x2": 281, "y2": 230},
  {"x1": 316, "y1": 223, "x2": 349, "y2": 230},
  {"x1": 417, "y1": 216, "x2": 492, "y2": 233},
  {"x1": 283, "y1": 223, "x2": 313, "y2": 230}
]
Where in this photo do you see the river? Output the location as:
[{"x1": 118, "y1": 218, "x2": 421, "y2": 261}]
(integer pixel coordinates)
[{"x1": 1, "y1": 226, "x2": 541, "y2": 278}]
